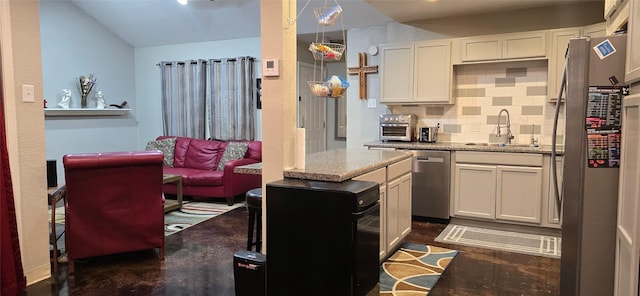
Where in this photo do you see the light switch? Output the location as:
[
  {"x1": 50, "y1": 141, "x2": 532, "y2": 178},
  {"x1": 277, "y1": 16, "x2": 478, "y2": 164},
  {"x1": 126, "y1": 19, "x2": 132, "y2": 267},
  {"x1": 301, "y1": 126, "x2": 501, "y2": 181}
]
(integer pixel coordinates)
[
  {"x1": 22, "y1": 84, "x2": 35, "y2": 102},
  {"x1": 367, "y1": 98, "x2": 376, "y2": 109}
]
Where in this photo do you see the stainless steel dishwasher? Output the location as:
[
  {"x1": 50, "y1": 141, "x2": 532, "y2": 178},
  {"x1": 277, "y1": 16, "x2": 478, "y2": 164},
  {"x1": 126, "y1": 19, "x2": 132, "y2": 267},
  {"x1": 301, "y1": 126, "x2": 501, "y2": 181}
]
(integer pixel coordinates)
[{"x1": 406, "y1": 150, "x2": 451, "y2": 220}]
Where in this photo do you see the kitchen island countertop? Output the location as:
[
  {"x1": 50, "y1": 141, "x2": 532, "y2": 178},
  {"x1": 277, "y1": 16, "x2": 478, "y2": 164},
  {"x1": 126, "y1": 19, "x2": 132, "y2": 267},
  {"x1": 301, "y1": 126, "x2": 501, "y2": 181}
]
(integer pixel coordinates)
[{"x1": 283, "y1": 148, "x2": 412, "y2": 182}]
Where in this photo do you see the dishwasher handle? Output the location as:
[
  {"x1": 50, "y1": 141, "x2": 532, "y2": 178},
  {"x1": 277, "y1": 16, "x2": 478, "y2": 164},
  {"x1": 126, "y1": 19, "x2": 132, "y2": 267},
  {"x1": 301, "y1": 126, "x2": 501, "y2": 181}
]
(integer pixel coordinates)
[{"x1": 416, "y1": 157, "x2": 444, "y2": 163}]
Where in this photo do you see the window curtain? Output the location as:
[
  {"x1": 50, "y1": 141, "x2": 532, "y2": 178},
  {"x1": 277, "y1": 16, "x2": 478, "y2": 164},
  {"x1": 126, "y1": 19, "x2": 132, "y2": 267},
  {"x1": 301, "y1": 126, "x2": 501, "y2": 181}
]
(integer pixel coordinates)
[
  {"x1": 208, "y1": 57, "x2": 255, "y2": 141},
  {"x1": 1, "y1": 90, "x2": 26, "y2": 295},
  {"x1": 159, "y1": 60, "x2": 207, "y2": 139}
]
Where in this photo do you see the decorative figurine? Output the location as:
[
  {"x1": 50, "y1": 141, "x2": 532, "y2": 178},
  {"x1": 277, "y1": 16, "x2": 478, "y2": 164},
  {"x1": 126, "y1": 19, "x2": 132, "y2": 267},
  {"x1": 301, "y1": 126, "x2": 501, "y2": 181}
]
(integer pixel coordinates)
[
  {"x1": 95, "y1": 91, "x2": 106, "y2": 109},
  {"x1": 57, "y1": 89, "x2": 71, "y2": 109}
]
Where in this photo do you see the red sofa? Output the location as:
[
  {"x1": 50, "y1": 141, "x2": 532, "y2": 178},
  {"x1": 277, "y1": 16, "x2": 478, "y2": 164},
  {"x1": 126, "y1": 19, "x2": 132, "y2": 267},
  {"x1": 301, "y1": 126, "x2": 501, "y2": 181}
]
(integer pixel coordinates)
[
  {"x1": 63, "y1": 151, "x2": 165, "y2": 273},
  {"x1": 157, "y1": 136, "x2": 261, "y2": 205}
]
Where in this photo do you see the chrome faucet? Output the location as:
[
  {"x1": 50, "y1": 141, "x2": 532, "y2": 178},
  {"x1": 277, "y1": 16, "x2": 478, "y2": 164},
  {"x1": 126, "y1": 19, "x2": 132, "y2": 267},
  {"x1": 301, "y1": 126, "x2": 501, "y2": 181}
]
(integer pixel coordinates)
[{"x1": 496, "y1": 109, "x2": 514, "y2": 145}]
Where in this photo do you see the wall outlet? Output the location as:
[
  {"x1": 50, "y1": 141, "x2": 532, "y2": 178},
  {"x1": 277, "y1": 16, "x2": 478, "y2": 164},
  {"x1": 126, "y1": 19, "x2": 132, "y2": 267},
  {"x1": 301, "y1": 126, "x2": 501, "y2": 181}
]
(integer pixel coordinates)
[
  {"x1": 367, "y1": 98, "x2": 376, "y2": 109},
  {"x1": 470, "y1": 121, "x2": 481, "y2": 133}
]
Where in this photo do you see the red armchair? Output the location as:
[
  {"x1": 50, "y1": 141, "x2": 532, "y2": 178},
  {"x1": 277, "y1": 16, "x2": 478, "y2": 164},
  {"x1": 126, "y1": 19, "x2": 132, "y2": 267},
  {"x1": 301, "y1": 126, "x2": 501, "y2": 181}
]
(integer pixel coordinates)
[{"x1": 63, "y1": 151, "x2": 165, "y2": 273}]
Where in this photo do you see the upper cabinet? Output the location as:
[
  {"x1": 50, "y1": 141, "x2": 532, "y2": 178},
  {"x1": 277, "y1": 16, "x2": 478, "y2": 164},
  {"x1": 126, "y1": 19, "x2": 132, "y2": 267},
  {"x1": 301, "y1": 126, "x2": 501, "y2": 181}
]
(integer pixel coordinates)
[
  {"x1": 413, "y1": 40, "x2": 452, "y2": 104},
  {"x1": 582, "y1": 22, "x2": 607, "y2": 38},
  {"x1": 605, "y1": 0, "x2": 629, "y2": 35},
  {"x1": 458, "y1": 32, "x2": 546, "y2": 63},
  {"x1": 380, "y1": 43, "x2": 414, "y2": 104},
  {"x1": 380, "y1": 40, "x2": 453, "y2": 104},
  {"x1": 547, "y1": 28, "x2": 581, "y2": 102},
  {"x1": 626, "y1": 0, "x2": 640, "y2": 84},
  {"x1": 547, "y1": 23, "x2": 606, "y2": 102}
]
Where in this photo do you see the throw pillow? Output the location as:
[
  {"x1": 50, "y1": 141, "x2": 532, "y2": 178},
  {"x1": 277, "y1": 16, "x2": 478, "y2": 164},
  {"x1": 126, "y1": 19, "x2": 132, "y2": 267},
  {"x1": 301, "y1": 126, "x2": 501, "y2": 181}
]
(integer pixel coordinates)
[
  {"x1": 145, "y1": 137, "x2": 177, "y2": 167},
  {"x1": 217, "y1": 142, "x2": 249, "y2": 171}
]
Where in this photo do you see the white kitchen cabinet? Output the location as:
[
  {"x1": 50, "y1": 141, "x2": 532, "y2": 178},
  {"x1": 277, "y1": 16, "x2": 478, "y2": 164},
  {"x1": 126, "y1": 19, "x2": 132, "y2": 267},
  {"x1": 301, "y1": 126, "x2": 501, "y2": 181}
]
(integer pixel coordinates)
[
  {"x1": 606, "y1": 0, "x2": 629, "y2": 35},
  {"x1": 547, "y1": 23, "x2": 606, "y2": 102},
  {"x1": 496, "y1": 166, "x2": 543, "y2": 223},
  {"x1": 413, "y1": 40, "x2": 453, "y2": 104},
  {"x1": 582, "y1": 22, "x2": 607, "y2": 38},
  {"x1": 626, "y1": 0, "x2": 640, "y2": 84},
  {"x1": 388, "y1": 173, "x2": 411, "y2": 246},
  {"x1": 385, "y1": 159, "x2": 412, "y2": 252},
  {"x1": 379, "y1": 43, "x2": 414, "y2": 103},
  {"x1": 454, "y1": 164, "x2": 496, "y2": 219},
  {"x1": 605, "y1": 0, "x2": 620, "y2": 19},
  {"x1": 352, "y1": 158, "x2": 411, "y2": 261},
  {"x1": 459, "y1": 36, "x2": 502, "y2": 62},
  {"x1": 459, "y1": 31, "x2": 546, "y2": 62},
  {"x1": 452, "y1": 151, "x2": 544, "y2": 224},
  {"x1": 548, "y1": 28, "x2": 581, "y2": 102},
  {"x1": 380, "y1": 41, "x2": 452, "y2": 104}
]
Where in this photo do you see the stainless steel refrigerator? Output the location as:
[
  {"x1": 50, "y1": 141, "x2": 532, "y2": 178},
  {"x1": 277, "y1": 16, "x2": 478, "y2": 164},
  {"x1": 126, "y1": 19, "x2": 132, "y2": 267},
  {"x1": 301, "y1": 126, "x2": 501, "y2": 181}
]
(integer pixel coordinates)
[{"x1": 555, "y1": 35, "x2": 627, "y2": 296}]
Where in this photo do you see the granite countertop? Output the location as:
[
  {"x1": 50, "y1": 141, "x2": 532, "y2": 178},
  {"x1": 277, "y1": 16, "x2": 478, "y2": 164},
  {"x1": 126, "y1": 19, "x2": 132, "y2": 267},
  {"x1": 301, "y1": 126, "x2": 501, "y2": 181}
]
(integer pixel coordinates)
[
  {"x1": 283, "y1": 149, "x2": 413, "y2": 182},
  {"x1": 233, "y1": 162, "x2": 262, "y2": 175},
  {"x1": 364, "y1": 141, "x2": 565, "y2": 155}
]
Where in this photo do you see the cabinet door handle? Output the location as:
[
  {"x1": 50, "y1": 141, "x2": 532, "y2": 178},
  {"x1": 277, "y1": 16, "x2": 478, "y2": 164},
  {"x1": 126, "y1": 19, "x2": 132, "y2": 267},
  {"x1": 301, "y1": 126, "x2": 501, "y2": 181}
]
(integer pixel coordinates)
[{"x1": 417, "y1": 157, "x2": 444, "y2": 163}]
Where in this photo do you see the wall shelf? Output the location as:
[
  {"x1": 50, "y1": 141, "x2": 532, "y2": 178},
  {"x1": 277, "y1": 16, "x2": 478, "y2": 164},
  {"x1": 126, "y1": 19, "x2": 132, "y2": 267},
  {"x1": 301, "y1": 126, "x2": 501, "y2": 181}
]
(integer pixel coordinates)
[{"x1": 44, "y1": 108, "x2": 131, "y2": 117}]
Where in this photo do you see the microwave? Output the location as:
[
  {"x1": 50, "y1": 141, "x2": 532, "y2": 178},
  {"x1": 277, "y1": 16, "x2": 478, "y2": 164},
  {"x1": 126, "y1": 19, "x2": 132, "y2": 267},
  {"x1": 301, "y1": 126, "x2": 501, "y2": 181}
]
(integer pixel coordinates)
[{"x1": 379, "y1": 114, "x2": 416, "y2": 142}]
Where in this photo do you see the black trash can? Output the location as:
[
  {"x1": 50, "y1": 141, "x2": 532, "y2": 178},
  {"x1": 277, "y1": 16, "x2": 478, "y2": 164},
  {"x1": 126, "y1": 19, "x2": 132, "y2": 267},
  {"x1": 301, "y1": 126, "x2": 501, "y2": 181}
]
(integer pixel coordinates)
[{"x1": 233, "y1": 250, "x2": 266, "y2": 296}]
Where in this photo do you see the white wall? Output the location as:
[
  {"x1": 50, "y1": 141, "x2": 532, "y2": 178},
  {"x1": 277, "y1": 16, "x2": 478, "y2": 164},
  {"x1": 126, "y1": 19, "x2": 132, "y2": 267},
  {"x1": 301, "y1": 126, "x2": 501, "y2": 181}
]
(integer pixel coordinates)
[
  {"x1": 40, "y1": 1, "x2": 138, "y2": 180},
  {"x1": 134, "y1": 38, "x2": 262, "y2": 149}
]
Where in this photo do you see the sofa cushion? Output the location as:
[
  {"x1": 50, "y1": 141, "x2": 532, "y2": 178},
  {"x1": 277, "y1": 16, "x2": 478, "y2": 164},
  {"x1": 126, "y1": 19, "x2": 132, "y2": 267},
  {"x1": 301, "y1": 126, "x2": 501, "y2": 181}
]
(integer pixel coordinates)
[
  {"x1": 163, "y1": 167, "x2": 223, "y2": 186},
  {"x1": 246, "y1": 141, "x2": 262, "y2": 161},
  {"x1": 217, "y1": 141, "x2": 249, "y2": 171},
  {"x1": 172, "y1": 137, "x2": 192, "y2": 167},
  {"x1": 183, "y1": 139, "x2": 223, "y2": 171},
  {"x1": 145, "y1": 138, "x2": 176, "y2": 167}
]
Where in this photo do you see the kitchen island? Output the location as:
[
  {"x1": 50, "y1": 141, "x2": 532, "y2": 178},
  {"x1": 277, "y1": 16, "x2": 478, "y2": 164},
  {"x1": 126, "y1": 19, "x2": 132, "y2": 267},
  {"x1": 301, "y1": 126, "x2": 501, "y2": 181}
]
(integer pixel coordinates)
[
  {"x1": 281, "y1": 148, "x2": 413, "y2": 259},
  {"x1": 267, "y1": 148, "x2": 412, "y2": 295}
]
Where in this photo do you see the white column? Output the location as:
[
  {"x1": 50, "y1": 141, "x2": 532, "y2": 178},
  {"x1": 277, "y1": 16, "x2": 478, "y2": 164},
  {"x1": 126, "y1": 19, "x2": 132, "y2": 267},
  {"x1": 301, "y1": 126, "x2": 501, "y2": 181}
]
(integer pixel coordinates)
[{"x1": 260, "y1": 0, "x2": 298, "y2": 253}]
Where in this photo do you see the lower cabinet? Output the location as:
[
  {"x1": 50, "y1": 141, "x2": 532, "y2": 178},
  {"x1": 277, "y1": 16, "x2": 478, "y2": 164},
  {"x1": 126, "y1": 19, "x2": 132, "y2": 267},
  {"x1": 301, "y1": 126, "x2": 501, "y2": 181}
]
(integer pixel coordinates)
[
  {"x1": 495, "y1": 166, "x2": 543, "y2": 223},
  {"x1": 353, "y1": 158, "x2": 412, "y2": 261},
  {"x1": 453, "y1": 152, "x2": 543, "y2": 224},
  {"x1": 454, "y1": 164, "x2": 496, "y2": 219},
  {"x1": 386, "y1": 172, "x2": 412, "y2": 252}
]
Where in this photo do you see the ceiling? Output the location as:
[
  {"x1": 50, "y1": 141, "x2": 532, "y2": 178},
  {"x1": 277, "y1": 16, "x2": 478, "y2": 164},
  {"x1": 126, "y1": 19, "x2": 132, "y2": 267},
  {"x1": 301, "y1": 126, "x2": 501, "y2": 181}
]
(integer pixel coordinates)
[{"x1": 68, "y1": 0, "x2": 604, "y2": 48}]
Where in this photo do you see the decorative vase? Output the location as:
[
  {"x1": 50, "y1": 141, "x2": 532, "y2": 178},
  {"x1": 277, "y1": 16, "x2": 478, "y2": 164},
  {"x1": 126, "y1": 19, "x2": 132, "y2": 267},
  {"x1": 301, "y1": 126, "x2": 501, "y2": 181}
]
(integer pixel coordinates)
[{"x1": 81, "y1": 94, "x2": 88, "y2": 108}]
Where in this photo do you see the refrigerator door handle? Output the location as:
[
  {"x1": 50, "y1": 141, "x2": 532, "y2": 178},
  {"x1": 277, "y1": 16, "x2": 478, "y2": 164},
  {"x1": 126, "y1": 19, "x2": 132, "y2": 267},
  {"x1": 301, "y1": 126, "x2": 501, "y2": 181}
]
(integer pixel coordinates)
[{"x1": 551, "y1": 46, "x2": 569, "y2": 217}]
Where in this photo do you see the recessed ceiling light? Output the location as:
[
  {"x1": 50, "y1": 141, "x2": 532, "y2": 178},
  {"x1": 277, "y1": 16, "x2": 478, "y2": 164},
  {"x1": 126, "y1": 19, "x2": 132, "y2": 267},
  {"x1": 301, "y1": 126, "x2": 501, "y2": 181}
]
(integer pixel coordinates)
[{"x1": 177, "y1": 0, "x2": 188, "y2": 5}]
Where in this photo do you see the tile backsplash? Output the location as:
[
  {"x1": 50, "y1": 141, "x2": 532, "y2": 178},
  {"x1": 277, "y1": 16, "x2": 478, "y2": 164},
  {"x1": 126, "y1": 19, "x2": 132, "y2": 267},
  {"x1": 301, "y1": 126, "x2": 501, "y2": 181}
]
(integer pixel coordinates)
[{"x1": 392, "y1": 60, "x2": 565, "y2": 145}]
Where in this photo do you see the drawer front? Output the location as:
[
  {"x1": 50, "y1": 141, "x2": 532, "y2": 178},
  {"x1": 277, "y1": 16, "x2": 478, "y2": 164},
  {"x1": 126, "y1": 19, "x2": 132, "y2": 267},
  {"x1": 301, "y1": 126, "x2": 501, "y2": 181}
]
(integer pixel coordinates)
[
  {"x1": 388, "y1": 158, "x2": 412, "y2": 180},
  {"x1": 353, "y1": 167, "x2": 386, "y2": 185},
  {"x1": 455, "y1": 151, "x2": 543, "y2": 167}
]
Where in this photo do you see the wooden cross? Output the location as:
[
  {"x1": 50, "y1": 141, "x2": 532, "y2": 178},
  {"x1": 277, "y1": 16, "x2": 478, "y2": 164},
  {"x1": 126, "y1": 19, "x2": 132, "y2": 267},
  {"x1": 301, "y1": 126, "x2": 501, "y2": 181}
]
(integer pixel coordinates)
[{"x1": 348, "y1": 52, "x2": 378, "y2": 100}]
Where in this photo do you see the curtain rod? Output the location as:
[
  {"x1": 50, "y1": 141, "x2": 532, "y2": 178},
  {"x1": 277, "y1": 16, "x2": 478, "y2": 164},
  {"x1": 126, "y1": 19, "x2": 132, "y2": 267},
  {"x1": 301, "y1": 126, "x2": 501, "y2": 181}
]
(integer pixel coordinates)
[{"x1": 156, "y1": 56, "x2": 256, "y2": 67}]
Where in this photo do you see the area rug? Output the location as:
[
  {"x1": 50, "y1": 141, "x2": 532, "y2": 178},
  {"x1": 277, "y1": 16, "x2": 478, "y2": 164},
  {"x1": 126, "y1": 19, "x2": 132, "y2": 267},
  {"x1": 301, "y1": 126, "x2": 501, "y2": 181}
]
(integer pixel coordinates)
[
  {"x1": 435, "y1": 224, "x2": 561, "y2": 259},
  {"x1": 49, "y1": 201, "x2": 244, "y2": 237},
  {"x1": 380, "y1": 243, "x2": 458, "y2": 295},
  {"x1": 164, "y1": 201, "x2": 244, "y2": 235}
]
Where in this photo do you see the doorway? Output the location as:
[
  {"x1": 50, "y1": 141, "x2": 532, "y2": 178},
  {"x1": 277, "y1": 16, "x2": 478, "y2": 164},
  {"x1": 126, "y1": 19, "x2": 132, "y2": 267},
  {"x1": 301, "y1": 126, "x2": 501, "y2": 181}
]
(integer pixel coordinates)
[{"x1": 297, "y1": 62, "x2": 326, "y2": 153}]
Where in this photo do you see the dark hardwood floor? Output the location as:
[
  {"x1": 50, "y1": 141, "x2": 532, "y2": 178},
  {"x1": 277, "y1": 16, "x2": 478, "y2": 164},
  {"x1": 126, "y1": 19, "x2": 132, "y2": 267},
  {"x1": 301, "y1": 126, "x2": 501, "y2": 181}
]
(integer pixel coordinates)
[{"x1": 22, "y1": 207, "x2": 560, "y2": 295}]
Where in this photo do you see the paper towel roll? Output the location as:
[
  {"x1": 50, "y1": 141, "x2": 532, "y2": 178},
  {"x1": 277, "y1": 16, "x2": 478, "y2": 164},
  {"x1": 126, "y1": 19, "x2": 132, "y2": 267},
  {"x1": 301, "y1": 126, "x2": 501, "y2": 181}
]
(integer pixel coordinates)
[{"x1": 295, "y1": 128, "x2": 306, "y2": 169}]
